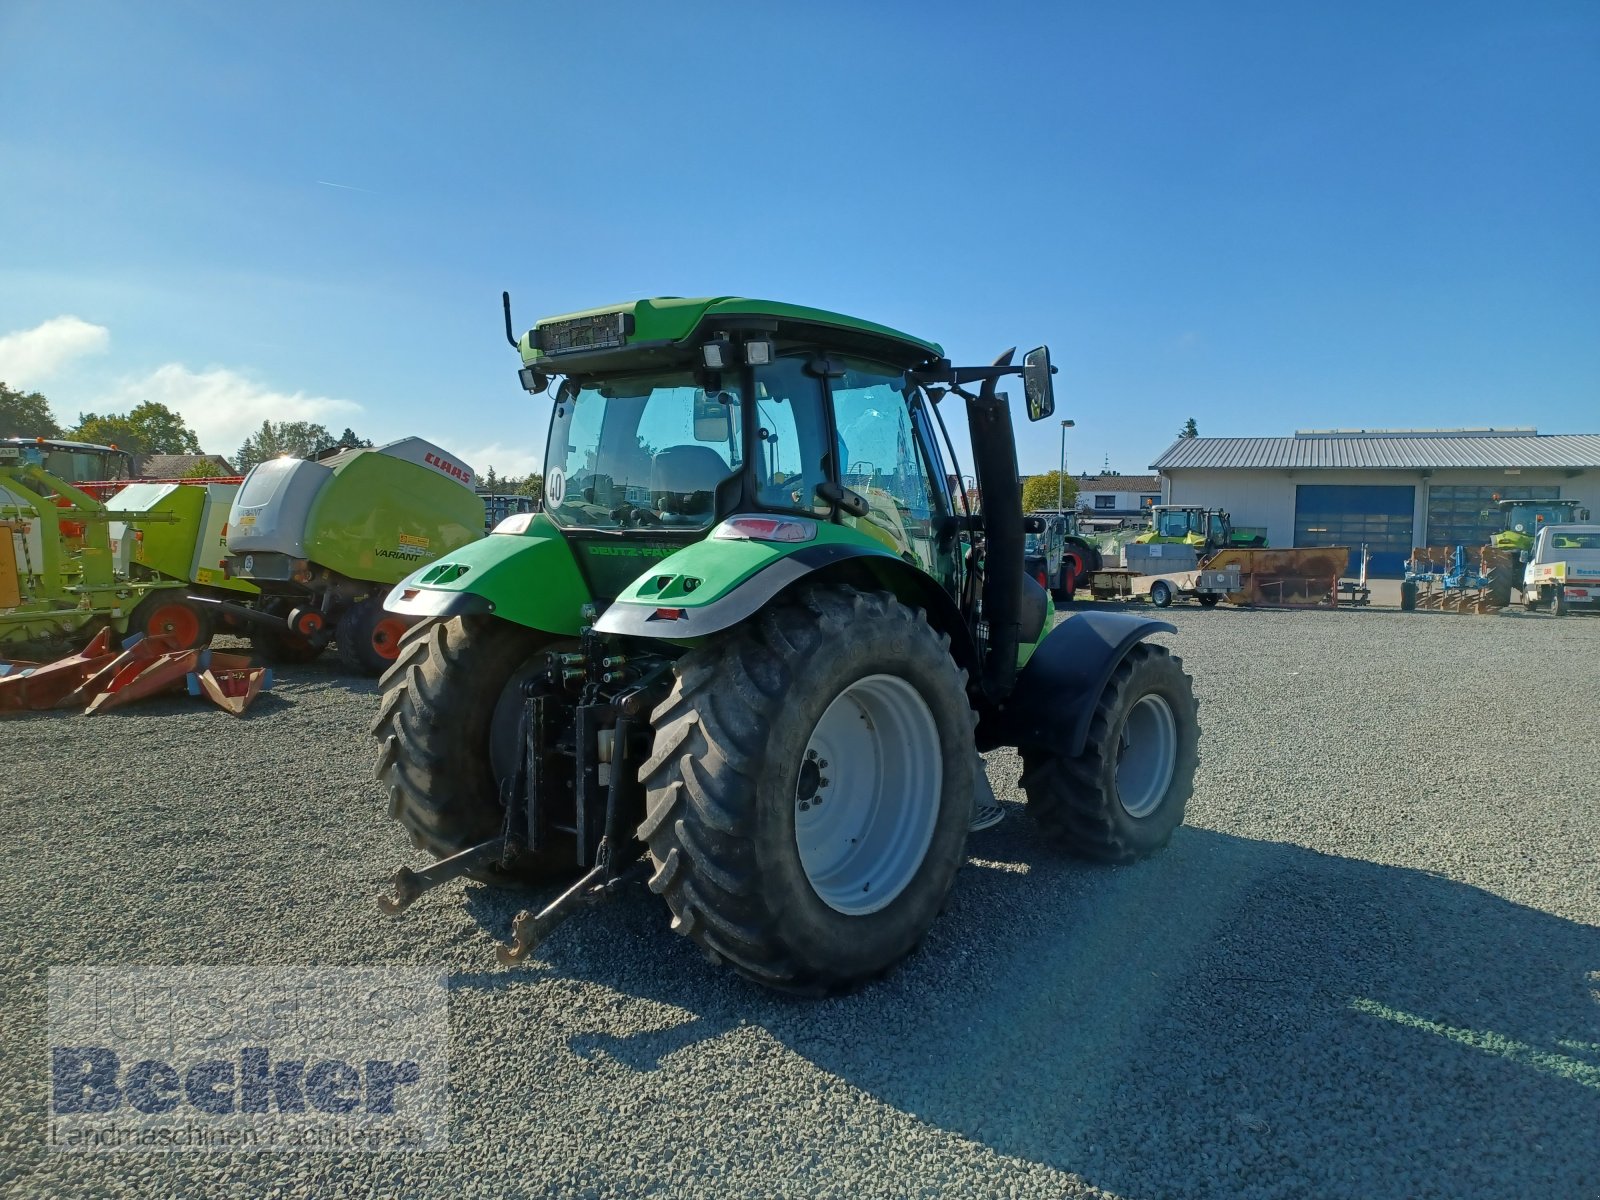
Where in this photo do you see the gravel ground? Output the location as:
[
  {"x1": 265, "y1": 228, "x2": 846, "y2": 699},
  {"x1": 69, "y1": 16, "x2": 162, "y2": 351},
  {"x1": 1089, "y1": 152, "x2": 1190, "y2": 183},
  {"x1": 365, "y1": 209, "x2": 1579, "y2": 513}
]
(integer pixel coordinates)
[{"x1": 3, "y1": 602, "x2": 1598, "y2": 1199}]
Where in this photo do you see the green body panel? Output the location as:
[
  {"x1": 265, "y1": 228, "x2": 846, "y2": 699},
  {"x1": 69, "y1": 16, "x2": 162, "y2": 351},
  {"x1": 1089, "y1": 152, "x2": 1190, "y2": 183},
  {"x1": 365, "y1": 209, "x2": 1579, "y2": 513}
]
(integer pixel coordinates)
[
  {"x1": 394, "y1": 513, "x2": 592, "y2": 635},
  {"x1": 107, "y1": 483, "x2": 257, "y2": 595},
  {"x1": 305, "y1": 451, "x2": 485, "y2": 585},
  {"x1": 521, "y1": 296, "x2": 943, "y2": 365},
  {"x1": 611, "y1": 519, "x2": 894, "y2": 610}
]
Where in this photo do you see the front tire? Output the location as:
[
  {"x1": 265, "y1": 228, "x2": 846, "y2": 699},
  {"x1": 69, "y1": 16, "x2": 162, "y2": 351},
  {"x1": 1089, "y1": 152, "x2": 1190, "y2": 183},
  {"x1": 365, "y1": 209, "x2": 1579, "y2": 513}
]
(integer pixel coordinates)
[
  {"x1": 1021, "y1": 642, "x2": 1198, "y2": 863},
  {"x1": 1552, "y1": 587, "x2": 1568, "y2": 617},
  {"x1": 372, "y1": 616, "x2": 576, "y2": 884},
  {"x1": 638, "y1": 586, "x2": 976, "y2": 994}
]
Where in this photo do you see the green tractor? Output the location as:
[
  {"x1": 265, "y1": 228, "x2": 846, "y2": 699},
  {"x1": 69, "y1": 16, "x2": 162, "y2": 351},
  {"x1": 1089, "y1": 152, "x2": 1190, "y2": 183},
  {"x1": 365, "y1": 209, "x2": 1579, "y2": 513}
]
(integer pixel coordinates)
[
  {"x1": 1484, "y1": 498, "x2": 1591, "y2": 605},
  {"x1": 373, "y1": 295, "x2": 1201, "y2": 994}
]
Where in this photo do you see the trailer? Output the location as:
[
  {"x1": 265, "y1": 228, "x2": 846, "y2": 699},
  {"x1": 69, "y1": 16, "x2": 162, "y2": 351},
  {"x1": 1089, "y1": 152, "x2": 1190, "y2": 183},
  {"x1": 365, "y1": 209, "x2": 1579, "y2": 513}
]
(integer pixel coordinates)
[{"x1": 1136, "y1": 564, "x2": 1243, "y2": 608}]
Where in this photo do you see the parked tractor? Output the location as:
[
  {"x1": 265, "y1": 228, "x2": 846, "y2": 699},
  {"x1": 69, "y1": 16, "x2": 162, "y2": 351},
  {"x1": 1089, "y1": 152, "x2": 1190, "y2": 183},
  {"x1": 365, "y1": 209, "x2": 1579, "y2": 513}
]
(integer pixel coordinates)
[
  {"x1": 219, "y1": 439, "x2": 485, "y2": 673},
  {"x1": 1482, "y1": 498, "x2": 1591, "y2": 606},
  {"x1": 1024, "y1": 512, "x2": 1102, "y2": 600},
  {"x1": 1135, "y1": 505, "x2": 1266, "y2": 553},
  {"x1": 372, "y1": 294, "x2": 1201, "y2": 995}
]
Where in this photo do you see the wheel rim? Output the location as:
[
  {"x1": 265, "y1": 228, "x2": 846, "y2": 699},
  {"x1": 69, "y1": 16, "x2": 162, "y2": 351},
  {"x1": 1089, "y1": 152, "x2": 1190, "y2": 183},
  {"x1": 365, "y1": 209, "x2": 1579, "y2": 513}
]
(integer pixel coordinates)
[
  {"x1": 370, "y1": 615, "x2": 409, "y2": 660},
  {"x1": 145, "y1": 602, "x2": 200, "y2": 648},
  {"x1": 1152, "y1": 583, "x2": 1171, "y2": 606},
  {"x1": 1116, "y1": 692, "x2": 1178, "y2": 819},
  {"x1": 794, "y1": 673, "x2": 941, "y2": 916}
]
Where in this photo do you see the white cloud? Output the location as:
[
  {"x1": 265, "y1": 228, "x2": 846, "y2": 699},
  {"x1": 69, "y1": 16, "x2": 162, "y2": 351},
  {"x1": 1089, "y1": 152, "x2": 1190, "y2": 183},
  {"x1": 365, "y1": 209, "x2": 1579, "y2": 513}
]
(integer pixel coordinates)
[
  {"x1": 104, "y1": 363, "x2": 362, "y2": 457},
  {"x1": 0, "y1": 315, "x2": 110, "y2": 382},
  {"x1": 451, "y1": 440, "x2": 545, "y2": 481}
]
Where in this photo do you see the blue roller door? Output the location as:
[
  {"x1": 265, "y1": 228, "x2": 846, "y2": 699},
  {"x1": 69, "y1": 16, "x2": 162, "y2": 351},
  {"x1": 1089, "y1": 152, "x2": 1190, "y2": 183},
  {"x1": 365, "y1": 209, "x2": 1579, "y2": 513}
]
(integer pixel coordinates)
[{"x1": 1294, "y1": 484, "x2": 1415, "y2": 576}]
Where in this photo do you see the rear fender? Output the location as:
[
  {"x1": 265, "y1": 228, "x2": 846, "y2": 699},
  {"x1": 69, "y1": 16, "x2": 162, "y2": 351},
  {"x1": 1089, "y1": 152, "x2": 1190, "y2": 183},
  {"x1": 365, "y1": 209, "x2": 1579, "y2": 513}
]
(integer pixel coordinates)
[
  {"x1": 975, "y1": 611, "x2": 1175, "y2": 755},
  {"x1": 383, "y1": 514, "x2": 591, "y2": 635}
]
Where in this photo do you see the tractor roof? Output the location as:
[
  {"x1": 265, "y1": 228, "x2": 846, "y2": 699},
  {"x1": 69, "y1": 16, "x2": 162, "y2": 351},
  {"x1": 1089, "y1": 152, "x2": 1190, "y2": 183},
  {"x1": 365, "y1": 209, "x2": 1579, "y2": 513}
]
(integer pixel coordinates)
[
  {"x1": 522, "y1": 296, "x2": 943, "y2": 373},
  {"x1": 1, "y1": 436, "x2": 125, "y2": 454}
]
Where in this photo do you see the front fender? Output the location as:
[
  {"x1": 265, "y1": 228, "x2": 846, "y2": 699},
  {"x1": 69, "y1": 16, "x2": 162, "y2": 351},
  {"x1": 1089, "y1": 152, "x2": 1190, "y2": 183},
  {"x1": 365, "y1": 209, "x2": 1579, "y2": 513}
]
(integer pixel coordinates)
[
  {"x1": 383, "y1": 514, "x2": 591, "y2": 635},
  {"x1": 592, "y1": 517, "x2": 975, "y2": 671},
  {"x1": 976, "y1": 610, "x2": 1176, "y2": 755}
]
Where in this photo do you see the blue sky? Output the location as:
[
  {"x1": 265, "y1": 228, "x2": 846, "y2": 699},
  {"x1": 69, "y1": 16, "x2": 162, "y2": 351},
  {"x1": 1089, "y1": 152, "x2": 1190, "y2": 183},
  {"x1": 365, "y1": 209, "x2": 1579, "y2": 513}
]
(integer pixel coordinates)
[{"x1": 2, "y1": 1, "x2": 1595, "y2": 479}]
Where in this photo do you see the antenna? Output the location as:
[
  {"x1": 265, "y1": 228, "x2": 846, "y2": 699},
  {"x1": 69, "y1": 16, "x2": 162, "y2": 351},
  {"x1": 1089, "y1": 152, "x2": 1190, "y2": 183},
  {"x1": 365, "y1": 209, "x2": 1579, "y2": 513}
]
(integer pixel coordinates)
[{"x1": 502, "y1": 292, "x2": 519, "y2": 350}]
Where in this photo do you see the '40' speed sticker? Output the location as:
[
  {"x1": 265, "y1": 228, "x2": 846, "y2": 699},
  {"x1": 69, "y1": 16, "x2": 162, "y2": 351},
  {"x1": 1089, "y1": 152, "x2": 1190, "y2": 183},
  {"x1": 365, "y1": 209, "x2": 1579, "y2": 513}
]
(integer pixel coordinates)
[{"x1": 545, "y1": 468, "x2": 565, "y2": 506}]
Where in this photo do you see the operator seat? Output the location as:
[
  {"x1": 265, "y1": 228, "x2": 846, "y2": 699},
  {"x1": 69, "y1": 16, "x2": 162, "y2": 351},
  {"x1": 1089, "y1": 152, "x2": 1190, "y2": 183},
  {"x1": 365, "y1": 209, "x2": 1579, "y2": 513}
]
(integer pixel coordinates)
[{"x1": 650, "y1": 445, "x2": 729, "y2": 525}]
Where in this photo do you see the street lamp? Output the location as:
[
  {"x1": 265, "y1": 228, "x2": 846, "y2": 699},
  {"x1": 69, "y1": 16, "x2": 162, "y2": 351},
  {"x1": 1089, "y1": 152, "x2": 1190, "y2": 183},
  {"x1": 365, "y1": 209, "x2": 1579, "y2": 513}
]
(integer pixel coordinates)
[{"x1": 1057, "y1": 419, "x2": 1075, "y2": 514}]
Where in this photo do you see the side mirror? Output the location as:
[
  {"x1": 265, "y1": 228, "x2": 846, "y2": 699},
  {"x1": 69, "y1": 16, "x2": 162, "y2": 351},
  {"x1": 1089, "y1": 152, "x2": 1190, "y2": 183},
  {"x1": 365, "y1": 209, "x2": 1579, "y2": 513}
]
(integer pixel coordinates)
[{"x1": 1023, "y1": 346, "x2": 1055, "y2": 421}]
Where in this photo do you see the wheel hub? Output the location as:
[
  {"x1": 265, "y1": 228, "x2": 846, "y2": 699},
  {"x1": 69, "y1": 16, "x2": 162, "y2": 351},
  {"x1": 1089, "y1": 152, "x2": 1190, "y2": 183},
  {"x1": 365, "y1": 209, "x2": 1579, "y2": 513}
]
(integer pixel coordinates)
[
  {"x1": 1115, "y1": 692, "x2": 1178, "y2": 819},
  {"x1": 793, "y1": 674, "x2": 941, "y2": 916}
]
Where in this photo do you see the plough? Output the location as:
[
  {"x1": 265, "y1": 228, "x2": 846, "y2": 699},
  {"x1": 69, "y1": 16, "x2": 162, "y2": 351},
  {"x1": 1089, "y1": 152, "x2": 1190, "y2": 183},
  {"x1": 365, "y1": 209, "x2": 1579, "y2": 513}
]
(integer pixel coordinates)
[{"x1": 1401, "y1": 545, "x2": 1509, "y2": 614}]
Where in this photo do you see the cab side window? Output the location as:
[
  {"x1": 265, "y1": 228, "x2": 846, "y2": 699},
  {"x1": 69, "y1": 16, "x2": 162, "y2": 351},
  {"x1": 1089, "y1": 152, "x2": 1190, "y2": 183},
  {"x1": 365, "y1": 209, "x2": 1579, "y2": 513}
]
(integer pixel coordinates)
[
  {"x1": 751, "y1": 357, "x2": 832, "y2": 515},
  {"x1": 828, "y1": 361, "x2": 942, "y2": 568}
]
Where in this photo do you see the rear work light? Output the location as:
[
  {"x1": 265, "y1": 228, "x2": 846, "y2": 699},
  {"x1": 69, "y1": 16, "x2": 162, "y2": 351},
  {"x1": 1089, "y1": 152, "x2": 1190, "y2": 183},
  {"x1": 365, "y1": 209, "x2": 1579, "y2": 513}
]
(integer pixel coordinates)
[{"x1": 714, "y1": 516, "x2": 817, "y2": 543}]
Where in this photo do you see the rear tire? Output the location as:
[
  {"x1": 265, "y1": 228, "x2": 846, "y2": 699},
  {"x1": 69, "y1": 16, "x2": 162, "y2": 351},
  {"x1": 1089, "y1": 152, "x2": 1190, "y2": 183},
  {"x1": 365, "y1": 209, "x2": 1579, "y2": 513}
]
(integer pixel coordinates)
[
  {"x1": 638, "y1": 586, "x2": 976, "y2": 994},
  {"x1": 1400, "y1": 580, "x2": 1418, "y2": 612},
  {"x1": 1485, "y1": 564, "x2": 1513, "y2": 609},
  {"x1": 372, "y1": 616, "x2": 576, "y2": 884},
  {"x1": 1021, "y1": 643, "x2": 1198, "y2": 863},
  {"x1": 1197, "y1": 595, "x2": 1220, "y2": 608},
  {"x1": 126, "y1": 591, "x2": 214, "y2": 651},
  {"x1": 1150, "y1": 580, "x2": 1175, "y2": 608},
  {"x1": 1552, "y1": 587, "x2": 1568, "y2": 617},
  {"x1": 336, "y1": 594, "x2": 414, "y2": 675}
]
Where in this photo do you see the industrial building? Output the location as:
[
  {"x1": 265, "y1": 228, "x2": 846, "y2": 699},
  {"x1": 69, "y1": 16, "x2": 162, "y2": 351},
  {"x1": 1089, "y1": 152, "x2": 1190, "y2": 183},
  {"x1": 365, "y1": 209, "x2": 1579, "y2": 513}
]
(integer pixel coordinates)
[{"x1": 1152, "y1": 429, "x2": 1600, "y2": 574}]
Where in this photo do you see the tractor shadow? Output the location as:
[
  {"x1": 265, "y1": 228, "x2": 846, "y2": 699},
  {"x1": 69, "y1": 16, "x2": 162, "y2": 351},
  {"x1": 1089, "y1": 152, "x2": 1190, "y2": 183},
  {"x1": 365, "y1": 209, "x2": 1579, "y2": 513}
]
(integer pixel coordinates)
[{"x1": 456, "y1": 822, "x2": 1600, "y2": 1198}]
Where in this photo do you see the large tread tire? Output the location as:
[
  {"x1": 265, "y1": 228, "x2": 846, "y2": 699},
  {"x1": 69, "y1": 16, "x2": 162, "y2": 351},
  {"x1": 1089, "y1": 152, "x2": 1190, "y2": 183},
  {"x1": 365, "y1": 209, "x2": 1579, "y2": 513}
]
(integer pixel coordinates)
[
  {"x1": 336, "y1": 594, "x2": 414, "y2": 675},
  {"x1": 1021, "y1": 643, "x2": 1199, "y2": 864},
  {"x1": 1400, "y1": 580, "x2": 1418, "y2": 612},
  {"x1": 638, "y1": 586, "x2": 977, "y2": 995},
  {"x1": 372, "y1": 615, "x2": 575, "y2": 884}
]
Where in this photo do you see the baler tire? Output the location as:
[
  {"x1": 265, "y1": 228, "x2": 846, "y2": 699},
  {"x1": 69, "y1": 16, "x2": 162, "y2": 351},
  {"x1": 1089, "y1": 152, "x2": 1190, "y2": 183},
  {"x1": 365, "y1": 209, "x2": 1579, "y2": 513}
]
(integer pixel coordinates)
[
  {"x1": 336, "y1": 595, "x2": 414, "y2": 676},
  {"x1": 127, "y1": 592, "x2": 214, "y2": 652},
  {"x1": 246, "y1": 601, "x2": 324, "y2": 668},
  {"x1": 638, "y1": 585, "x2": 976, "y2": 995},
  {"x1": 1021, "y1": 642, "x2": 1198, "y2": 864},
  {"x1": 372, "y1": 615, "x2": 576, "y2": 885}
]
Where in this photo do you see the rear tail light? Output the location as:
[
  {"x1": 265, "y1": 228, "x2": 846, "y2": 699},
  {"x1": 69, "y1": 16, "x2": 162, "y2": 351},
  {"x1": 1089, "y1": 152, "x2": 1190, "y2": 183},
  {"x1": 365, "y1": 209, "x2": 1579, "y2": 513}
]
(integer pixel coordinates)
[{"x1": 714, "y1": 515, "x2": 817, "y2": 543}]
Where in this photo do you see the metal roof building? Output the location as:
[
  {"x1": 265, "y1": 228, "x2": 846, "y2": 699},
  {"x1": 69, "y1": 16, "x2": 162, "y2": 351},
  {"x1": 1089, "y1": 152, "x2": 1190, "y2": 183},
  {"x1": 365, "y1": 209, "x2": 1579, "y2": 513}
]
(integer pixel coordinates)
[{"x1": 1151, "y1": 429, "x2": 1600, "y2": 575}]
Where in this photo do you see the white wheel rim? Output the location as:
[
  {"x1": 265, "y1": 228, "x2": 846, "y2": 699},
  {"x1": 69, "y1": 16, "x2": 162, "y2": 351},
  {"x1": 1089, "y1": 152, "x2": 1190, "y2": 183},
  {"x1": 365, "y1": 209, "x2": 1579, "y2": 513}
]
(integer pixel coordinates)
[
  {"x1": 1116, "y1": 693, "x2": 1178, "y2": 819},
  {"x1": 794, "y1": 674, "x2": 941, "y2": 916}
]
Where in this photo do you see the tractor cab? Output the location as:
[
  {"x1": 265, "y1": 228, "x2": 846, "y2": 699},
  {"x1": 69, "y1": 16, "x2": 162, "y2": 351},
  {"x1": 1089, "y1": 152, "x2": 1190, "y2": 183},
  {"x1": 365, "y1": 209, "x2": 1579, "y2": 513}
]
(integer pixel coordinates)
[
  {"x1": 0, "y1": 437, "x2": 131, "y2": 484},
  {"x1": 1141, "y1": 505, "x2": 1234, "y2": 550},
  {"x1": 1495, "y1": 498, "x2": 1590, "y2": 552}
]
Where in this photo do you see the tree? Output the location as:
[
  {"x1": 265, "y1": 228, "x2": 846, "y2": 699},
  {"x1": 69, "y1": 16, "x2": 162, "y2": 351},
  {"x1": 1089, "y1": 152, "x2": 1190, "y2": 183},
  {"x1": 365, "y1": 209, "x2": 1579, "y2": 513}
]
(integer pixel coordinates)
[
  {"x1": 71, "y1": 402, "x2": 202, "y2": 454},
  {"x1": 482, "y1": 465, "x2": 500, "y2": 493},
  {"x1": 1021, "y1": 471, "x2": 1078, "y2": 513},
  {"x1": 0, "y1": 382, "x2": 63, "y2": 438},
  {"x1": 337, "y1": 427, "x2": 374, "y2": 449},
  {"x1": 234, "y1": 420, "x2": 336, "y2": 471},
  {"x1": 516, "y1": 474, "x2": 544, "y2": 504},
  {"x1": 1178, "y1": 417, "x2": 1199, "y2": 439},
  {"x1": 180, "y1": 459, "x2": 223, "y2": 478}
]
